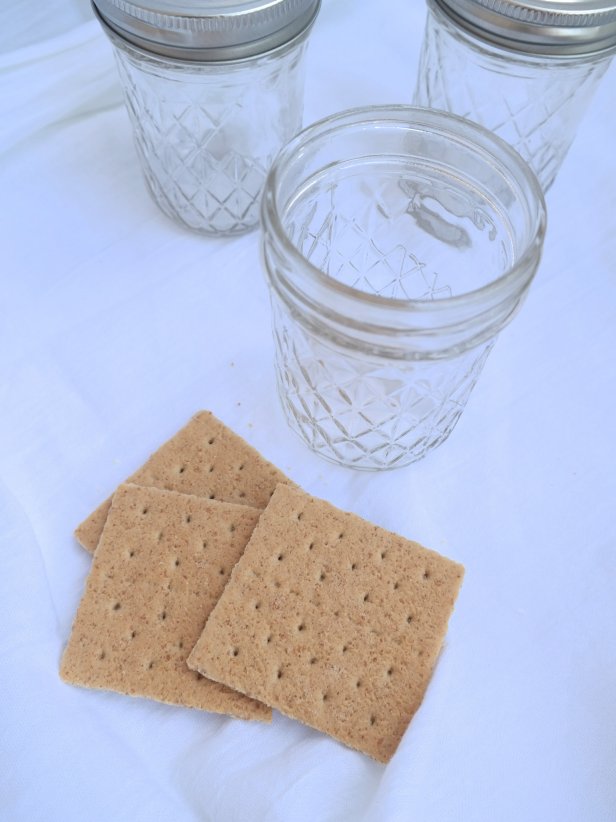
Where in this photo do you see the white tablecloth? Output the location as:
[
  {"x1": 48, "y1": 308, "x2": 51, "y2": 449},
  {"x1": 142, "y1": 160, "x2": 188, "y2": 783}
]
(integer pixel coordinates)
[{"x1": 2, "y1": 2, "x2": 615, "y2": 820}]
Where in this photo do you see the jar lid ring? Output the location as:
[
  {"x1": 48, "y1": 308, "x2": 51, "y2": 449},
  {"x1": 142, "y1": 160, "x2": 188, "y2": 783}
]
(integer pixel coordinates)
[
  {"x1": 432, "y1": 0, "x2": 616, "y2": 54},
  {"x1": 92, "y1": 0, "x2": 321, "y2": 61}
]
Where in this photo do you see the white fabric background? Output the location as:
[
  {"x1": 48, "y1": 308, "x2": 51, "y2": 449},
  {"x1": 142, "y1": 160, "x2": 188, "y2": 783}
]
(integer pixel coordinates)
[{"x1": 1, "y1": 2, "x2": 615, "y2": 820}]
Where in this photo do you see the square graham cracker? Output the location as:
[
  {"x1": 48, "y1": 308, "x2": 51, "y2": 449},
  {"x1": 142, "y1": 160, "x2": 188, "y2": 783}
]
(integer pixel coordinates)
[
  {"x1": 75, "y1": 410, "x2": 295, "y2": 553},
  {"x1": 188, "y1": 484, "x2": 464, "y2": 762},
  {"x1": 61, "y1": 483, "x2": 271, "y2": 722}
]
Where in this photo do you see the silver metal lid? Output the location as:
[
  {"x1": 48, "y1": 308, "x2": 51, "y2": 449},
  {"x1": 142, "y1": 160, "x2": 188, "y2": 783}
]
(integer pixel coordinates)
[
  {"x1": 432, "y1": 0, "x2": 616, "y2": 54},
  {"x1": 92, "y1": 0, "x2": 321, "y2": 61}
]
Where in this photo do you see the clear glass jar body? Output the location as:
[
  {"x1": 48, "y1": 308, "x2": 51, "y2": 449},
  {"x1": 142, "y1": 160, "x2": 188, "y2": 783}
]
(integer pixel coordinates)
[
  {"x1": 261, "y1": 107, "x2": 546, "y2": 470},
  {"x1": 108, "y1": 32, "x2": 310, "y2": 234},
  {"x1": 413, "y1": 1, "x2": 614, "y2": 191}
]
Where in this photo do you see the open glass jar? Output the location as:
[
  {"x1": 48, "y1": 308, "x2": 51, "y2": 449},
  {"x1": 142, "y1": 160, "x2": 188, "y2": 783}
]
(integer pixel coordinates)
[
  {"x1": 261, "y1": 106, "x2": 546, "y2": 470},
  {"x1": 92, "y1": 0, "x2": 320, "y2": 234},
  {"x1": 413, "y1": 0, "x2": 616, "y2": 191}
]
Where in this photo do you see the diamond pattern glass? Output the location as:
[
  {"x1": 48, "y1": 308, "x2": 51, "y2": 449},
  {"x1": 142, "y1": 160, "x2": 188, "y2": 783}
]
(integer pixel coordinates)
[
  {"x1": 272, "y1": 298, "x2": 492, "y2": 468},
  {"x1": 113, "y1": 40, "x2": 307, "y2": 234},
  {"x1": 413, "y1": 5, "x2": 612, "y2": 190}
]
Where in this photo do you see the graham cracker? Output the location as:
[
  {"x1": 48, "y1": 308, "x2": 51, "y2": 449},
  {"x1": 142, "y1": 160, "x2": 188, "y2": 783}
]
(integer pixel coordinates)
[
  {"x1": 188, "y1": 484, "x2": 464, "y2": 762},
  {"x1": 61, "y1": 483, "x2": 271, "y2": 722},
  {"x1": 75, "y1": 410, "x2": 294, "y2": 553}
]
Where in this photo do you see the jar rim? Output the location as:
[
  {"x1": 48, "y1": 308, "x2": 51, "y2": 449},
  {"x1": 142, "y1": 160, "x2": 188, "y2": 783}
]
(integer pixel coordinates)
[{"x1": 261, "y1": 105, "x2": 547, "y2": 321}]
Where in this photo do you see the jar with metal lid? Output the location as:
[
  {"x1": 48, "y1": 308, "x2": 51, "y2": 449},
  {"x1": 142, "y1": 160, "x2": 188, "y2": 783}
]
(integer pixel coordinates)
[
  {"x1": 261, "y1": 106, "x2": 546, "y2": 470},
  {"x1": 92, "y1": 0, "x2": 321, "y2": 234},
  {"x1": 413, "y1": 0, "x2": 616, "y2": 190}
]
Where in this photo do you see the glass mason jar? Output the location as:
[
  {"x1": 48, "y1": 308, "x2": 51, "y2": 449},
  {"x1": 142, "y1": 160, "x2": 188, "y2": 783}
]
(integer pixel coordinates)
[
  {"x1": 261, "y1": 106, "x2": 546, "y2": 470},
  {"x1": 92, "y1": 0, "x2": 320, "y2": 235},
  {"x1": 413, "y1": 0, "x2": 616, "y2": 191}
]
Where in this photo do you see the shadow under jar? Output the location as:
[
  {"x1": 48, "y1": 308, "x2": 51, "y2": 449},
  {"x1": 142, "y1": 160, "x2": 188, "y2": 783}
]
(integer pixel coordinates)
[
  {"x1": 261, "y1": 106, "x2": 546, "y2": 470},
  {"x1": 413, "y1": 0, "x2": 616, "y2": 192},
  {"x1": 92, "y1": 0, "x2": 320, "y2": 235}
]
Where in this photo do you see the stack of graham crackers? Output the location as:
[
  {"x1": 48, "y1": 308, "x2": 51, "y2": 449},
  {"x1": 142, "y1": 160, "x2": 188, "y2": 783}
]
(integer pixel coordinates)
[{"x1": 61, "y1": 410, "x2": 464, "y2": 763}]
